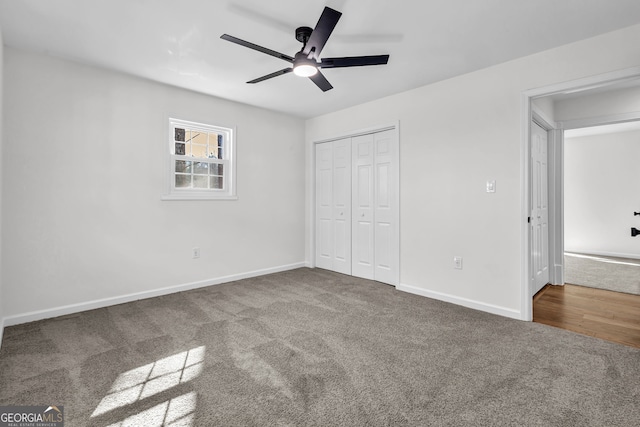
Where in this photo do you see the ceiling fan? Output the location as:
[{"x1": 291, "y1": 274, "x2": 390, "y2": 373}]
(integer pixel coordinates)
[{"x1": 220, "y1": 6, "x2": 390, "y2": 92}]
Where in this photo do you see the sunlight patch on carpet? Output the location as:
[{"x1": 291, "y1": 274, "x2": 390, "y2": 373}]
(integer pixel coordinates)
[
  {"x1": 105, "y1": 391, "x2": 197, "y2": 427},
  {"x1": 91, "y1": 346, "x2": 205, "y2": 418}
]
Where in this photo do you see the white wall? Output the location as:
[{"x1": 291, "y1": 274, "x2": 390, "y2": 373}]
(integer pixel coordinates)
[
  {"x1": 305, "y1": 23, "x2": 640, "y2": 319},
  {"x1": 2, "y1": 47, "x2": 306, "y2": 322},
  {"x1": 564, "y1": 129, "x2": 640, "y2": 258},
  {"x1": 0, "y1": 26, "x2": 5, "y2": 344}
]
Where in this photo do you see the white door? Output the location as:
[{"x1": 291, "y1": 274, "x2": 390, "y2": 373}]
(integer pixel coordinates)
[
  {"x1": 352, "y1": 134, "x2": 375, "y2": 279},
  {"x1": 315, "y1": 139, "x2": 352, "y2": 274},
  {"x1": 531, "y1": 122, "x2": 550, "y2": 295},
  {"x1": 332, "y1": 138, "x2": 352, "y2": 274},
  {"x1": 351, "y1": 129, "x2": 399, "y2": 285},
  {"x1": 373, "y1": 129, "x2": 398, "y2": 285},
  {"x1": 315, "y1": 142, "x2": 333, "y2": 270}
]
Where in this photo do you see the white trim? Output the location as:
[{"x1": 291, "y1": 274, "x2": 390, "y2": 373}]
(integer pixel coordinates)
[
  {"x1": 550, "y1": 128, "x2": 564, "y2": 286},
  {"x1": 565, "y1": 250, "x2": 640, "y2": 261},
  {"x1": 523, "y1": 66, "x2": 640, "y2": 98},
  {"x1": 308, "y1": 142, "x2": 316, "y2": 268},
  {"x1": 312, "y1": 123, "x2": 398, "y2": 145},
  {"x1": 0, "y1": 322, "x2": 4, "y2": 350},
  {"x1": 520, "y1": 93, "x2": 533, "y2": 320},
  {"x1": 531, "y1": 107, "x2": 556, "y2": 130},
  {"x1": 161, "y1": 194, "x2": 239, "y2": 201},
  {"x1": 558, "y1": 111, "x2": 640, "y2": 130},
  {"x1": 2, "y1": 262, "x2": 306, "y2": 327},
  {"x1": 521, "y1": 66, "x2": 640, "y2": 322},
  {"x1": 397, "y1": 283, "x2": 522, "y2": 320}
]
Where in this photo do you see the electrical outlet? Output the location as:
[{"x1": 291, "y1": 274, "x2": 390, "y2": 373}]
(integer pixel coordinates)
[
  {"x1": 192, "y1": 247, "x2": 200, "y2": 259},
  {"x1": 453, "y1": 256, "x2": 463, "y2": 270},
  {"x1": 486, "y1": 180, "x2": 496, "y2": 193}
]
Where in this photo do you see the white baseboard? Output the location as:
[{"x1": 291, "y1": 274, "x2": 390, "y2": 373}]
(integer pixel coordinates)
[
  {"x1": 397, "y1": 283, "x2": 523, "y2": 320},
  {"x1": 2, "y1": 262, "x2": 307, "y2": 328},
  {"x1": 564, "y1": 250, "x2": 640, "y2": 260}
]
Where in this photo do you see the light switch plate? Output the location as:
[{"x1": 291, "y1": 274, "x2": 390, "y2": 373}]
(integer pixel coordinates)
[{"x1": 486, "y1": 180, "x2": 496, "y2": 193}]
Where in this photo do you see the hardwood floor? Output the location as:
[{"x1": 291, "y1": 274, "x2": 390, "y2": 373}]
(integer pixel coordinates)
[{"x1": 533, "y1": 283, "x2": 640, "y2": 349}]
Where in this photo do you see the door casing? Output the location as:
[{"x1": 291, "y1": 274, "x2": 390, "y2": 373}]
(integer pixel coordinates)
[{"x1": 521, "y1": 67, "x2": 640, "y2": 321}]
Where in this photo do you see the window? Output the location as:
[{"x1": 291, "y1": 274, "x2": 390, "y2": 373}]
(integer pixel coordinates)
[{"x1": 163, "y1": 118, "x2": 236, "y2": 200}]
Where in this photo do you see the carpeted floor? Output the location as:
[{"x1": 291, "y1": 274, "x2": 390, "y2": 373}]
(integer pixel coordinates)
[
  {"x1": 1, "y1": 268, "x2": 639, "y2": 426},
  {"x1": 564, "y1": 252, "x2": 640, "y2": 295}
]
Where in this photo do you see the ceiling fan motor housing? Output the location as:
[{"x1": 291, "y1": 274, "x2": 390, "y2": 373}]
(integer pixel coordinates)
[{"x1": 295, "y1": 26, "x2": 313, "y2": 44}]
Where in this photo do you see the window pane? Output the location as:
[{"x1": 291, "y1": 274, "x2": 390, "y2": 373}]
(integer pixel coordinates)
[
  {"x1": 207, "y1": 133, "x2": 218, "y2": 158},
  {"x1": 193, "y1": 175, "x2": 208, "y2": 188},
  {"x1": 210, "y1": 176, "x2": 223, "y2": 189},
  {"x1": 194, "y1": 162, "x2": 208, "y2": 174},
  {"x1": 175, "y1": 160, "x2": 192, "y2": 173},
  {"x1": 192, "y1": 132, "x2": 206, "y2": 145},
  {"x1": 175, "y1": 143, "x2": 185, "y2": 155},
  {"x1": 211, "y1": 163, "x2": 223, "y2": 176},
  {"x1": 175, "y1": 174, "x2": 191, "y2": 188},
  {"x1": 191, "y1": 144, "x2": 207, "y2": 159},
  {"x1": 175, "y1": 128, "x2": 185, "y2": 142}
]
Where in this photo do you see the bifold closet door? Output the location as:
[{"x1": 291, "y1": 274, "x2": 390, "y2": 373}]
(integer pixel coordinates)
[
  {"x1": 372, "y1": 129, "x2": 397, "y2": 285},
  {"x1": 352, "y1": 134, "x2": 375, "y2": 279},
  {"x1": 352, "y1": 129, "x2": 398, "y2": 285},
  {"x1": 315, "y1": 139, "x2": 352, "y2": 274}
]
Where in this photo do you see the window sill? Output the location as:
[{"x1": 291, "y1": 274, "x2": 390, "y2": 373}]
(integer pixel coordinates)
[{"x1": 161, "y1": 193, "x2": 238, "y2": 201}]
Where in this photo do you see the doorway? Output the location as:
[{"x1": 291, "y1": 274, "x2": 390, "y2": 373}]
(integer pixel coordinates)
[
  {"x1": 563, "y1": 121, "x2": 640, "y2": 295},
  {"x1": 521, "y1": 66, "x2": 640, "y2": 320}
]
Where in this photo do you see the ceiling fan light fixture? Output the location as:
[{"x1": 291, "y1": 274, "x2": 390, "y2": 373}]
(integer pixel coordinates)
[
  {"x1": 293, "y1": 52, "x2": 318, "y2": 77},
  {"x1": 293, "y1": 63, "x2": 318, "y2": 77}
]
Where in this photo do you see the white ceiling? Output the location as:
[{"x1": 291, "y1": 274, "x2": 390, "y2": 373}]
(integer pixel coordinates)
[{"x1": 2, "y1": 0, "x2": 640, "y2": 119}]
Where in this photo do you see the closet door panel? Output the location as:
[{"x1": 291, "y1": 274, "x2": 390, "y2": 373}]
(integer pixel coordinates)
[
  {"x1": 332, "y1": 138, "x2": 352, "y2": 274},
  {"x1": 315, "y1": 142, "x2": 333, "y2": 270},
  {"x1": 352, "y1": 134, "x2": 375, "y2": 279},
  {"x1": 373, "y1": 129, "x2": 398, "y2": 285}
]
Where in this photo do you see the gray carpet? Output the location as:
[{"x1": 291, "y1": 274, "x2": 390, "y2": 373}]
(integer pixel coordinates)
[
  {"x1": 1, "y1": 268, "x2": 639, "y2": 426},
  {"x1": 565, "y1": 252, "x2": 640, "y2": 296}
]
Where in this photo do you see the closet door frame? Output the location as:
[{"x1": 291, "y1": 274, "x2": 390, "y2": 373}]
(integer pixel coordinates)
[{"x1": 311, "y1": 122, "x2": 400, "y2": 286}]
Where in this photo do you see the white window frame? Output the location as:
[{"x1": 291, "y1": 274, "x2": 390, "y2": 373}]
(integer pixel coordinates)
[{"x1": 162, "y1": 118, "x2": 237, "y2": 201}]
